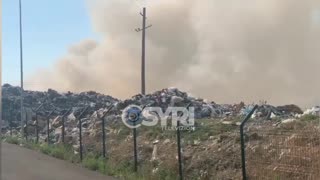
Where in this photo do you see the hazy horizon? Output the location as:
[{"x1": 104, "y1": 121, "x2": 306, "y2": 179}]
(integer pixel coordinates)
[{"x1": 3, "y1": 0, "x2": 320, "y2": 108}]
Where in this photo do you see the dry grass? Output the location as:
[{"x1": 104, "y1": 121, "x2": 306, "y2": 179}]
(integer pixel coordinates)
[
  {"x1": 78, "y1": 117, "x2": 320, "y2": 179},
  {"x1": 246, "y1": 121, "x2": 320, "y2": 180},
  {"x1": 7, "y1": 116, "x2": 319, "y2": 180}
]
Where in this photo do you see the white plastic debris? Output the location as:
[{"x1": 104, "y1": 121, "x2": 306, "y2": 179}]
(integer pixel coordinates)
[
  {"x1": 303, "y1": 106, "x2": 320, "y2": 116},
  {"x1": 281, "y1": 118, "x2": 296, "y2": 124}
]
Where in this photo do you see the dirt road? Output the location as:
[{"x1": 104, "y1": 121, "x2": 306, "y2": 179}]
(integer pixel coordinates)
[{"x1": 1, "y1": 143, "x2": 116, "y2": 180}]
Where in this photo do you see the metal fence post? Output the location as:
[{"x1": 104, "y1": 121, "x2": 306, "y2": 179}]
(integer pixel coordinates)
[
  {"x1": 122, "y1": 104, "x2": 151, "y2": 172},
  {"x1": 9, "y1": 103, "x2": 13, "y2": 136},
  {"x1": 32, "y1": 104, "x2": 44, "y2": 144},
  {"x1": 132, "y1": 105, "x2": 148, "y2": 172},
  {"x1": 176, "y1": 103, "x2": 191, "y2": 180},
  {"x1": 61, "y1": 108, "x2": 72, "y2": 144},
  {"x1": 36, "y1": 112, "x2": 39, "y2": 143},
  {"x1": 77, "y1": 106, "x2": 89, "y2": 162},
  {"x1": 240, "y1": 105, "x2": 258, "y2": 180},
  {"x1": 99, "y1": 105, "x2": 113, "y2": 158},
  {"x1": 133, "y1": 111, "x2": 139, "y2": 172},
  {"x1": 62, "y1": 115, "x2": 65, "y2": 144},
  {"x1": 79, "y1": 117, "x2": 83, "y2": 161},
  {"x1": 133, "y1": 126, "x2": 138, "y2": 172},
  {"x1": 10, "y1": 118, "x2": 13, "y2": 136},
  {"x1": 47, "y1": 116, "x2": 50, "y2": 145},
  {"x1": 102, "y1": 116, "x2": 106, "y2": 157},
  {"x1": 176, "y1": 120, "x2": 183, "y2": 180},
  {"x1": 46, "y1": 109, "x2": 56, "y2": 145},
  {"x1": 25, "y1": 112, "x2": 28, "y2": 141}
]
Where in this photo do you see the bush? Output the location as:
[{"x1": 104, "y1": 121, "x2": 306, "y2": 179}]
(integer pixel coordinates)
[
  {"x1": 23, "y1": 141, "x2": 40, "y2": 150},
  {"x1": 39, "y1": 144, "x2": 52, "y2": 155},
  {"x1": 83, "y1": 154, "x2": 106, "y2": 173},
  {"x1": 156, "y1": 167, "x2": 178, "y2": 180},
  {"x1": 5, "y1": 136, "x2": 21, "y2": 145},
  {"x1": 50, "y1": 145, "x2": 66, "y2": 159},
  {"x1": 300, "y1": 114, "x2": 319, "y2": 121}
]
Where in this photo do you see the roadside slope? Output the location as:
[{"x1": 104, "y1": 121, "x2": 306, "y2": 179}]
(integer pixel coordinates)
[{"x1": 1, "y1": 143, "x2": 116, "y2": 180}]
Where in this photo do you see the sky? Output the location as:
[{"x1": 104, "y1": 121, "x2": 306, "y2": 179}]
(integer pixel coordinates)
[
  {"x1": 2, "y1": 0, "x2": 97, "y2": 86},
  {"x1": 2, "y1": 0, "x2": 320, "y2": 107}
]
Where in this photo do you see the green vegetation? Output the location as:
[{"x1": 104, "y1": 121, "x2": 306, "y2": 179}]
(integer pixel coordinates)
[
  {"x1": 4, "y1": 136, "x2": 21, "y2": 145},
  {"x1": 82, "y1": 153, "x2": 106, "y2": 173},
  {"x1": 3, "y1": 135, "x2": 178, "y2": 180},
  {"x1": 300, "y1": 114, "x2": 320, "y2": 122},
  {"x1": 181, "y1": 118, "x2": 238, "y2": 142},
  {"x1": 155, "y1": 166, "x2": 178, "y2": 180},
  {"x1": 0, "y1": 117, "x2": 257, "y2": 180},
  {"x1": 39, "y1": 144, "x2": 80, "y2": 163},
  {"x1": 4, "y1": 115, "x2": 318, "y2": 180}
]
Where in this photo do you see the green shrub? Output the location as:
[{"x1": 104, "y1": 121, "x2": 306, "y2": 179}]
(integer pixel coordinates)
[
  {"x1": 23, "y1": 141, "x2": 39, "y2": 150},
  {"x1": 300, "y1": 114, "x2": 319, "y2": 121},
  {"x1": 104, "y1": 160, "x2": 135, "y2": 178},
  {"x1": 156, "y1": 167, "x2": 178, "y2": 180},
  {"x1": 50, "y1": 145, "x2": 66, "y2": 159},
  {"x1": 83, "y1": 154, "x2": 106, "y2": 173},
  {"x1": 0, "y1": 135, "x2": 6, "y2": 141},
  {"x1": 39, "y1": 144, "x2": 52, "y2": 155},
  {"x1": 5, "y1": 136, "x2": 21, "y2": 145}
]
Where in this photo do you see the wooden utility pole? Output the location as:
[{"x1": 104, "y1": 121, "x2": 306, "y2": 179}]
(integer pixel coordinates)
[
  {"x1": 141, "y1": 7, "x2": 146, "y2": 95},
  {"x1": 133, "y1": 7, "x2": 152, "y2": 172},
  {"x1": 135, "y1": 7, "x2": 152, "y2": 95}
]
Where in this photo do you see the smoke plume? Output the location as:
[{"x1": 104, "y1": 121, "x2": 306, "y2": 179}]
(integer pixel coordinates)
[{"x1": 27, "y1": 0, "x2": 320, "y2": 107}]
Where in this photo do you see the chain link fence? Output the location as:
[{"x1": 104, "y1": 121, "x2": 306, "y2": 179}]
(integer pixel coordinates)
[{"x1": 244, "y1": 119, "x2": 320, "y2": 180}]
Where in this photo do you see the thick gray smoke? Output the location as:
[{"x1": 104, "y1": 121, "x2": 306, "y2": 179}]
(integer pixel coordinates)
[{"x1": 27, "y1": 0, "x2": 320, "y2": 107}]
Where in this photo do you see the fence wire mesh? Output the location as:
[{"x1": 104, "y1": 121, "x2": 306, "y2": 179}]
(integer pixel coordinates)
[{"x1": 245, "y1": 120, "x2": 320, "y2": 180}]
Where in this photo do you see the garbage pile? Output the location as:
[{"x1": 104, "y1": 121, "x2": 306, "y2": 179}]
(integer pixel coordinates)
[
  {"x1": 1, "y1": 84, "x2": 318, "y2": 144},
  {"x1": 1, "y1": 84, "x2": 119, "y2": 133},
  {"x1": 117, "y1": 87, "x2": 249, "y2": 118},
  {"x1": 2, "y1": 84, "x2": 312, "y2": 124},
  {"x1": 300, "y1": 106, "x2": 320, "y2": 116},
  {"x1": 2, "y1": 84, "x2": 118, "y2": 110}
]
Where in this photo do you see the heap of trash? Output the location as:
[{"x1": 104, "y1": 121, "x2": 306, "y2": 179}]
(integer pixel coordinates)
[{"x1": 1, "y1": 84, "x2": 319, "y2": 145}]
